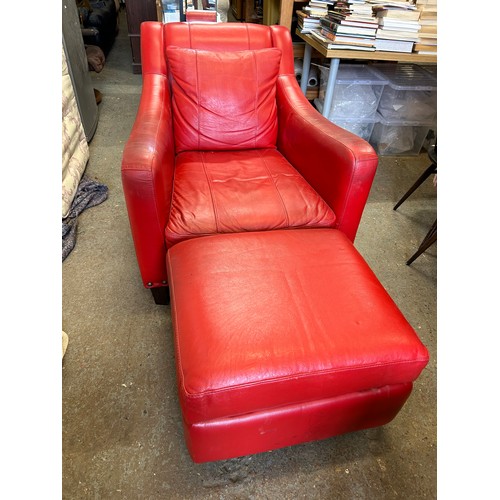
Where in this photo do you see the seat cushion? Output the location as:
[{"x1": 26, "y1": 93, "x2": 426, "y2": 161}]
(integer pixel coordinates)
[
  {"x1": 165, "y1": 149, "x2": 337, "y2": 247},
  {"x1": 167, "y1": 229, "x2": 430, "y2": 425},
  {"x1": 166, "y1": 46, "x2": 281, "y2": 153}
]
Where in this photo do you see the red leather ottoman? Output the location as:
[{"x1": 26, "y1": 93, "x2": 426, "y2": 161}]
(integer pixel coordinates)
[{"x1": 167, "y1": 228, "x2": 429, "y2": 463}]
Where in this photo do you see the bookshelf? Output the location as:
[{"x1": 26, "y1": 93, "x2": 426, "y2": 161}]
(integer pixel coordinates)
[
  {"x1": 277, "y1": 0, "x2": 308, "y2": 27},
  {"x1": 126, "y1": 0, "x2": 158, "y2": 74}
]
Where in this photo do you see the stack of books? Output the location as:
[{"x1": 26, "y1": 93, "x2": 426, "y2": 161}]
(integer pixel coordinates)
[
  {"x1": 369, "y1": 0, "x2": 421, "y2": 53},
  {"x1": 303, "y1": 0, "x2": 335, "y2": 20},
  {"x1": 413, "y1": 0, "x2": 437, "y2": 54},
  {"x1": 311, "y1": 0, "x2": 378, "y2": 51},
  {"x1": 296, "y1": 10, "x2": 322, "y2": 33},
  {"x1": 348, "y1": 0, "x2": 376, "y2": 19},
  {"x1": 297, "y1": 0, "x2": 334, "y2": 34}
]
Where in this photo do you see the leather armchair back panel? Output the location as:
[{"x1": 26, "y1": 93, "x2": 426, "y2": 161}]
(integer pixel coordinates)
[{"x1": 140, "y1": 22, "x2": 295, "y2": 78}]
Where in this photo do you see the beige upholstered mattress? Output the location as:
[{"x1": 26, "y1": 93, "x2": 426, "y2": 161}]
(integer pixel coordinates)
[{"x1": 62, "y1": 46, "x2": 89, "y2": 218}]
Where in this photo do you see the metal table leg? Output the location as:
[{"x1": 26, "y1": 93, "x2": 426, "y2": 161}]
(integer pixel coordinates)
[
  {"x1": 322, "y1": 58, "x2": 339, "y2": 118},
  {"x1": 300, "y1": 43, "x2": 312, "y2": 95}
]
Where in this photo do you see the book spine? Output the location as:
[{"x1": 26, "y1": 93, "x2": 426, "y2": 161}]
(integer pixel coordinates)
[
  {"x1": 319, "y1": 18, "x2": 339, "y2": 31},
  {"x1": 320, "y1": 28, "x2": 336, "y2": 41}
]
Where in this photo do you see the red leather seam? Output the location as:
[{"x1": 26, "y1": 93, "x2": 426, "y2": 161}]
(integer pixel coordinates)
[
  {"x1": 258, "y1": 149, "x2": 290, "y2": 227},
  {"x1": 245, "y1": 23, "x2": 251, "y2": 50},
  {"x1": 195, "y1": 49, "x2": 201, "y2": 151},
  {"x1": 252, "y1": 50, "x2": 258, "y2": 149},
  {"x1": 167, "y1": 257, "x2": 184, "y2": 388},
  {"x1": 162, "y1": 24, "x2": 167, "y2": 74},
  {"x1": 187, "y1": 22, "x2": 193, "y2": 49},
  {"x1": 179, "y1": 357, "x2": 429, "y2": 398},
  {"x1": 151, "y1": 81, "x2": 170, "y2": 246},
  {"x1": 200, "y1": 152, "x2": 220, "y2": 233},
  {"x1": 336, "y1": 156, "x2": 378, "y2": 235},
  {"x1": 166, "y1": 164, "x2": 178, "y2": 239},
  {"x1": 334, "y1": 165, "x2": 356, "y2": 230},
  {"x1": 185, "y1": 383, "x2": 410, "y2": 424}
]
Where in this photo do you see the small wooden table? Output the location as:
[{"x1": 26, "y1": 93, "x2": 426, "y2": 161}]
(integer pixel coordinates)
[{"x1": 296, "y1": 30, "x2": 437, "y2": 118}]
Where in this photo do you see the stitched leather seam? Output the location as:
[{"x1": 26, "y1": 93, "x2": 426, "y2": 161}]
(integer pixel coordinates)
[
  {"x1": 245, "y1": 23, "x2": 251, "y2": 49},
  {"x1": 252, "y1": 51, "x2": 258, "y2": 149},
  {"x1": 181, "y1": 357, "x2": 429, "y2": 398},
  {"x1": 188, "y1": 22, "x2": 193, "y2": 48},
  {"x1": 151, "y1": 82, "x2": 169, "y2": 247},
  {"x1": 258, "y1": 150, "x2": 289, "y2": 227},
  {"x1": 168, "y1": 257, "x2": 186, "y2": 394},
  {"x1": 195, "y1": 50, "x2": 201, "y2": 151},
  {"x1": 200, "y1": 152, "x2": 220, "y2": 233}
]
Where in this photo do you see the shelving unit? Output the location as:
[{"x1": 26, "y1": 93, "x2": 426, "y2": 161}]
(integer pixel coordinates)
[{"x1": 125, "y1": 0, "x2": 158, "y2": 74}]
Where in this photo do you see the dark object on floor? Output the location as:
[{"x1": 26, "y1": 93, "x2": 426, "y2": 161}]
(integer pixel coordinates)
[
  {"x1": 406, "y1": 219, "x2": 437, "y2": 266},
  {"x1": 86, "y1": 44, "x2": 106, "y2": 72},
  {"x1": 62, "y1": 176, "x2": 109, "y2": 261},
  {"x1": 394, "y1": 145, "x2": 437, "y2": 265},
  {"x1": 77, "y1": 0, "x2": 119, "y2": 56},
  {"x1": 94, "y1": 88, "x2": 103, "y2": 104}
]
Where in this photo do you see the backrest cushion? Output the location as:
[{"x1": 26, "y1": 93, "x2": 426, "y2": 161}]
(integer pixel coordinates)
[{"x1": 166, "y1": 46, "x2": 281, "y2": 153}]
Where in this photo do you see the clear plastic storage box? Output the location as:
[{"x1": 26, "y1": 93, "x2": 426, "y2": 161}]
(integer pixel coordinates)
[
  {"x1": 314, "y1": 98, "x2": 379, "y2": 141},
  {"x1": 317, "y1": 63, "x2": 389, "y2": 119},
  {"x1": 334, "y1": 115, "x2": 379, "y2": 142},
  {"x1": 370, "y1": 63, "x2": 437, "y2": 122},
  {"x1": 420, "y1": 64, "x2": 437, "y2": 79},
  {"x1": 369, "y1": 113, "x2": 433, "y2": 156}
]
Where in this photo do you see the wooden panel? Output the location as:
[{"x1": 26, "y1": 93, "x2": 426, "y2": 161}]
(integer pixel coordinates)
[
  {"x1": 244, "y1": 0, "x2": 255, "y2": 22},
  {"x1": 263, "y1": 0, "x2": 280, "y2": 25},
  {"x1": 156, "y1": 0, "x2": 163, "y2": 21},
  {"x1": 278, "y1": 0, "x2": 293, "y2": 28},
  {"x1": 278, "y1": 0, "x2": 307, "y2": 29},
  {"x1": 125, "y1": 0, "x2": 158, "y2": 73},
  {"x1": 231, "y1": 0, "x2": 255, "y2": 21},
  {"x1": 230, "y1": 0, "x2": 243, "y2": 19},
  {"x1": 129, "y1": 35, "x2": 143, "y2": 74}
]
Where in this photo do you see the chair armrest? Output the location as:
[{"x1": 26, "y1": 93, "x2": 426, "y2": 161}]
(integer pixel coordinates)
[
  {"x1": 121, "y1": 73, "x2": 175, "y2": 288},
  {"x1": 276, "y1": 75, "x2": 378, "y2": 242}
]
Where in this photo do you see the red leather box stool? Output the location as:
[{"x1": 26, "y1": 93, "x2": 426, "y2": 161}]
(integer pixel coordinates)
[{"x1": 167, "y1": 228, "x2": 429, "y2": 463}]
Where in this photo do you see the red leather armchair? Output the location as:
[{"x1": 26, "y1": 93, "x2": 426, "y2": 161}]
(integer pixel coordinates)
[{"x1": 121, "y1": 22, "x2": 379, "y2": 304}]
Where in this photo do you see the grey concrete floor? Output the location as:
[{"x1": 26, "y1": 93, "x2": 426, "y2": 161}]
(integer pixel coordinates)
[{"x1": 62, "y1": 9, "x2": 437, "y2": 499}]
